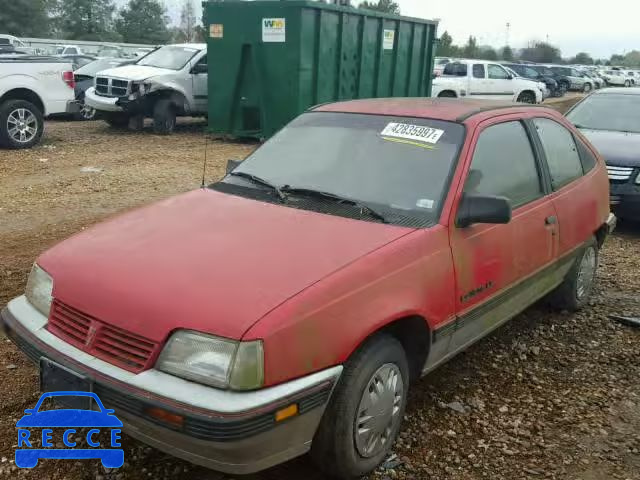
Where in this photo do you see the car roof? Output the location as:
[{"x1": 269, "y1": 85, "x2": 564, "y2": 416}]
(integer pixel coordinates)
[
  {"x1": 593, "y1": 87, "x2": 640, "y2": 95},
  {"x1": 313, "y1": 98, "x2": 552, "y2": 123},
  {"x1": 169, "y1": 43, "x2": 206, "y2": 49}
]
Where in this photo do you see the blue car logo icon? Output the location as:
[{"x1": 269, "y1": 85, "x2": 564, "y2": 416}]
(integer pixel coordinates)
[{"x1": 16, "y1": 391, "x2": 124, "y2": 469}]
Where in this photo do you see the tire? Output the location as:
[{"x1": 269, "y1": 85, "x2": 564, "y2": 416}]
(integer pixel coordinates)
[
  {"x1": 559, "y1": 81, "x2": 570, "y2": 92},
  {"x1": 583, "y1": 82, "x2": 592, "y2": 93},
  {"x1": 437, "y1": 90, "x2": 457, "y2": 98},
  {"x1": 311, "y1": 334, "x2": 410, "y2": 479},
  {"x1": 548, "y1": 237, "x2": 598, "y2": 311},
  {"x1": 0, "y1": 99, "x2": 44, "y2": 149},
  {"x1": 153, "y1": 99, "x2": 176, "y2": 135},
  {"x1": 624, "y1": 80, "x2": 631, "y2": 87},
  {"x1": 517, "y1": 91, "x2": 536, "y2": 104},
  {"x1": 104, "y1": 113, "x2": 130, "y2": 129},
  {"x1": 74, "y1": 98, "x2": 97, "y2": 121}
]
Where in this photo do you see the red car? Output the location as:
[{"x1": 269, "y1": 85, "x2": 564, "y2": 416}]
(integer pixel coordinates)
[{"x1": 2, "y1": 99, "x2": 615, "y2": 478}]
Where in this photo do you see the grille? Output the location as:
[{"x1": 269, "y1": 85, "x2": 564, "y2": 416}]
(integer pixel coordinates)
[
  {"x1": 47, "y1": 300, "x2": 157, "y2": 373},
  {"x1": 607, "y1": 165, "x2": 634, "y2": 182},
  {"x1": 94, "y1": 77, "x2": 129, "y2": 97}
]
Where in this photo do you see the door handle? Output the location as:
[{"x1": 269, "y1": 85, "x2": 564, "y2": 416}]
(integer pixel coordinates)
[{"x1": 545, "y1": 215, "x2": 557, "y2": 225}]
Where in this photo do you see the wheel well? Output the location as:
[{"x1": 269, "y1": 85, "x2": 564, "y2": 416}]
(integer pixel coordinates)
[
  {"x1": 518, "y1": 89, "x2": 535, "y2": 99},
  {"x1": 595, "y1": 224, "x2": 608, "y2": 249},
  {"x1": 376, "y1": 316, "x2": 431, "y2": 382},
  {"x1": 438, "y1": 90, "x2": 457, "y2": 98},
  {"x1": 0, "y1": 88, "x2": 45, "y2": 114},
  {"x1": 147, "y1": 90, "x2": 188, "y2": 115}
]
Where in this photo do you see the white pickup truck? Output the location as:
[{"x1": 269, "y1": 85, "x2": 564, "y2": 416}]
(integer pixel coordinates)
[
  {"x1": 85, "y1": 43, "x2": 207, "y2": 135},
  {"x1": 431, "y1": 60, "x2": 543, "y2": 104},
  {"x1": 0, "y1": 57, "x2": 77, "y2": 149}
]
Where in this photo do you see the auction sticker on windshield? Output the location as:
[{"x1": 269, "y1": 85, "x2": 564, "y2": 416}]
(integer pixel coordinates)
[{"x1": 381, "y1": 123, "x2": 445, "y2": 145}]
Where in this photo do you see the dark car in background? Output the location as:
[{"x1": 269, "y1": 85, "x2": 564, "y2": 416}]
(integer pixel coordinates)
[
  {"x1": 73, "y1": 58, "x2": 133, "y2": 120},
  {"x1": 566, "y1": 88, "x2": 640, "y2": 221},
  {"x1": 528, "y1": 65, "x2": 571, "y2": 93},
  {"x1": 503, "y1": 63, "x2": 563, "y2": 97}
]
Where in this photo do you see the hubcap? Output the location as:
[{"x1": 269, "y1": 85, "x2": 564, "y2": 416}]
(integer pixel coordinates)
[
  {"x1": 7, "y1": 108, "x2": 38, "y2": 143},
  {"x1": 576, "y1": 247, "x2": 597, "y2": 300},
  {"x1": 354, "y1": 363, "x2": 404, "y2": 458},
  {"x1": 80, "y1": 102, "x2": 96, "y2": 120}
]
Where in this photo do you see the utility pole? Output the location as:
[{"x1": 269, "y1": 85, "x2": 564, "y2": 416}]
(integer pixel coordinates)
[{"x1": 505, "y1": 22, "x2": 510, "y2": 46}]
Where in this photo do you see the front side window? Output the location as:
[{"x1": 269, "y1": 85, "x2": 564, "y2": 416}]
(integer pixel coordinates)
[
  {"x1": 218, "y1": 112, "x2": 466, "y2": 227},
  {"x1": 472, "y1": 64, "x2": 485, "y2": 78},
  {"x1": 488, "y1": 64, "x2": 510, "y2": 80},
  {"x1": 464, "y1": 121, "x2": 542, "y2": 208},
  {"x1": 533, "y1": 118, "x2": 583, "y2": 189}
]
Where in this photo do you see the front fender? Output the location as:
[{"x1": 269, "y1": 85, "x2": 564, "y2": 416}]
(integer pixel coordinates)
[{"x1": 148, "y1": 81, "x2": 193, "y2": 113}]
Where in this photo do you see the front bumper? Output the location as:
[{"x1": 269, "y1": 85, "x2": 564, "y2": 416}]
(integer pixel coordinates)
[
  {"x1": 1, "y1": 297, "x2": 342, "y2": 474},
  {"x1": 85, "y1": 87, "x2": 123, "y2": 112},
  {"x1": 610, "y1": 181, "x2": 640, "y2": 220}
]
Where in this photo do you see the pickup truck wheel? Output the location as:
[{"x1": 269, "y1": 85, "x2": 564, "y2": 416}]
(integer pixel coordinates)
[
  {"x1": 548, "y1": 238, "x2": 598, "y2": 311},
  {"x1": 311, "y1": 334, "x2": 409, "y2": 479},
  {"x1": 0, "y1": 100, "x2": 44, "y2": 149},
  {"x1": 104, "y1": 113, "x2": 130, "y2": 129},
  {"x1": 74, "y1": 100, "x2": 96, "y2": 121},
  {"x1": 517, "y1": 91, "x2": 536, "y2": 104},
  {"x1": 153, "y1": 99, "x2": 176, "y2": 135},
  {"x1": 624, "y1": 80, "x2": 631, "y2": 87}
]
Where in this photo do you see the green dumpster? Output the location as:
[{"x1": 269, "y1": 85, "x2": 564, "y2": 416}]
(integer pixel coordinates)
[{"x1": 205, "y1": 0, "x2": 438, "y2": 139}]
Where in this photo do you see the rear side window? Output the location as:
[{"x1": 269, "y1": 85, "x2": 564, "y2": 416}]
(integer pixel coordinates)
[
  {"x1": 465, "y1": 121, "x2": 542, "y2": 208},
  {"x1": 575, "y1": 137, "x2": 597, "y2": 173},
  {"x1": 443, "y1": 63, "x2": 468, "y2": 76},
  {"x1": 533, "y1": 118, "x2": 583, "y2": 189},
  {"x1": 472, "y1": 64, "x2": 485, "y2": 78}
]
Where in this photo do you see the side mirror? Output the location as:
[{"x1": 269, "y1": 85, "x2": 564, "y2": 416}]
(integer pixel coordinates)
[
  {"x1": 506, "y1": 74, "x2": 513, "y2": 80},
  {"x1": 226, "y1": 159, "x2": 242, "y2": 173},
  {"x1": 192, "y1": 63, "x2": 207, "y2": 75},
  {"x1": 456, "y1": 194, "x2": 512, "y2": 228}
]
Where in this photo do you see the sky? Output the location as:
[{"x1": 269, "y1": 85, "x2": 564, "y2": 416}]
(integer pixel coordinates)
[
  {"x1": 135, "y1": 0, "x2": 636, "y2": 59},
  {"x1": 381, "y1": 0, "x2": 637, "y2": 58}
]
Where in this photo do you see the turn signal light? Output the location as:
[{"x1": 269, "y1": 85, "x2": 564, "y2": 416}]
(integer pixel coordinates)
[
  {"x1": 275, "y1": 404, "x2": 299, "y2": 422},
  {"x1": 146, "y1": 407, "x2": 184, "y2": 427}
]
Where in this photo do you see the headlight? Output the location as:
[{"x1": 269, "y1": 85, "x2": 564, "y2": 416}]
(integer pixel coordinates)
[
  {"x1": 25, "y1": 263, "x2": 53, "y2": 317},
  {"x1": 156, "y1": 330, "x2": 264, "y2": 390}
]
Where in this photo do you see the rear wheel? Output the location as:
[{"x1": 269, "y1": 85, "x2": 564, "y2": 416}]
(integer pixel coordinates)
[
  {"x1": 583, "y1": 82, "x2": 592, "y2": 93},
  {"x1": 548, "y1": 237, "x2": 598, "y2": 311},
  {"x1": 517, "y1": 91, "x2": 537, "y2": 104},
  {"x1": 153, "y1": 99, "x2": 176, "y2": 135},
  {"x1": 0, "y1": 99, "x2": 44, "y2": 149},
  {"x1": 559, "y1": 80, "x2": 570, "y2": 92},
  {"x1": 625, "y1": 80, "x2": 631, "y2": 87},
  {"x1": 311, "y1": 334, "x2": 409, "y2": 479}
]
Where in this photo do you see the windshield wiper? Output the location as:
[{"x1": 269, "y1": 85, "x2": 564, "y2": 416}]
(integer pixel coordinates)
[
  {"x1": 229, "y1": 171, "x2": 285, "y2": 200},
  {"x1": 281, "y1": 186, "x2": 389, "y2": 223}
]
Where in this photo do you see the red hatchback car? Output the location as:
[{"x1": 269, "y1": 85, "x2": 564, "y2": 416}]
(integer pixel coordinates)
[{"x1": 2, "y1": 99, "x2": 615, "y2": 478}]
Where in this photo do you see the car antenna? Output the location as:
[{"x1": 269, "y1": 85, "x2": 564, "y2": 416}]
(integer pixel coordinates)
[{"x1": 201, "y1": 133, "x2": 209, "y2": 189}]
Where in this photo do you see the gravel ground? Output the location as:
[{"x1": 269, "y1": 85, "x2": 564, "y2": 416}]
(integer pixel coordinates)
[{"x1": 1, "y1": 101, "x2": 638, "y2": 480}]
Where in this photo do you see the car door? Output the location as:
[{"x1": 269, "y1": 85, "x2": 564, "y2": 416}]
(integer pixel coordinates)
[
  {"x1": 190, "y1": 54, "x2": 208, "y2": 114},
  {"x1": 468, "y1": 63, "x2": 489, "y2": 98},
  {"x1": 530, "y1": 117, "x2": 599, "y2": 259},
  {"x1": 447, "y1": 117, "x2": 558, "y2": 355},
  {"x1": 487, "y1": 64, "x2": 514, "y2": 99}
]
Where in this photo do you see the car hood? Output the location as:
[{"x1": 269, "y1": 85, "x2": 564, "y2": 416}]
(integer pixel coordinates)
[
  {"x1": 95, "y1": 64, "x2": 175, "y2": 81},
  {"x1": 39, "y1": 190, "x2": 412, "y2": 342},
  {"x1": 579, "y1": 129, "x2": 640, "y2": 167}
]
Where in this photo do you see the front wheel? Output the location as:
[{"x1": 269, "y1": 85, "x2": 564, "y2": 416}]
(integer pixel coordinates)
[
  {"x1": 625, "y1": 80, "x2": 631, "y2": 87},
  {"x1": 583, "y1": 82, "x2": 592, "y2": 93},
  {"x1": 0, "y1": 99, "x2": 44, "y2": 149},
  {"x1": 153, "y1": 99, "x2": 176, "y2": 135},
  {"x1": 548, "y1": 238, "x2": 598, "y2": 311},
  {"x1": 517, "y1": 91, "x2": 537, "y2": 104},
  {"x1": 311, "y1": 334, "x2": 409, "y2": 479}
]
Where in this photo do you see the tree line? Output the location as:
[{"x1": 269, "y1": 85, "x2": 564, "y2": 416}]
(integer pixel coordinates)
[
  {"x1": 0, "y1": 0, "x2": 205, "y2": 45},
  {"x1": 438, "y1": 32, "x2": 640, "y2": 68}
]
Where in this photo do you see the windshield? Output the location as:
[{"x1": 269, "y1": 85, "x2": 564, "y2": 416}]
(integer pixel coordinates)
[
  {"x1": 219, "y1": 112, "x2": 465, "y2": 227},
  {"x1": 75, "y1": 58, "x2": 124, "y2": 76},
  {"x1": 137, "y1": 45, "x2": 200, "y2": 70},
  {"x1": 567, "y1": 94, "x2": 640, "y2": 133},
  {"x1": 531, "y1": 66, "x2": 554, "y2": 76}
]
